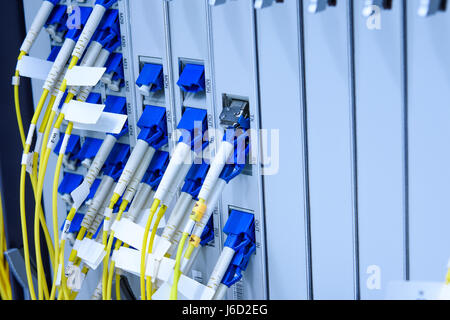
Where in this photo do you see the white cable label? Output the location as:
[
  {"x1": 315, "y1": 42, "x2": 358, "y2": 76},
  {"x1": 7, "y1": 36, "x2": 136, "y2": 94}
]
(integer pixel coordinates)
[
  {"x1": 26, "y1": 124, "x2": 36, "y2": 146},
  {"x1": 11, "y1": 76, "x2": 20, "y2": 86},
  {"x1": 71, "y1": 180, "x2": 91, "y2": 210},
  {"x1": 76, "y1": 238, "x2": 107, "y2": 270},
  {"x1": 47, "y1": 128, "x2": 60, "y2": 150},
  {"x1": 34, "y1": 132, "x2": 44, "y2": 154},
  {"x1": 61, "y1": 220, "x2": 72, "y2": 241},
  {"x1": 65, "y1": 66, "x2": 106, "y2": 87},
  {"x1": 64, "y1": 100, "x2": 105, "y2": 125},
  {"x1": 65, "y1": 264, "x2": 84, "y2": 292},
  {"x1": 17, "y1": 56, "x2": 53, "y2": 81},
  {"x1": 72, "y1": 112, "x2": 128, "y2": 135}
]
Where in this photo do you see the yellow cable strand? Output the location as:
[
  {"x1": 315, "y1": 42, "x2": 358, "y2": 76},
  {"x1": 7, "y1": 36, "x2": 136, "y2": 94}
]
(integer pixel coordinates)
[
  {"x1": 146, "y1": 205, "x2": 167, "y2": 300},
  {"x1": 140, "y1": 199, "x2": 160, "y2": 300},
  {"x1": 170, "y1": 232, "x2": 189, "y2": 300}
]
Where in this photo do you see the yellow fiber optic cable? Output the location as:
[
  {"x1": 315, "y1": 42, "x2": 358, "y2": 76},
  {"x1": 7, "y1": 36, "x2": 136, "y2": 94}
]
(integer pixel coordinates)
[
  {"x1": 170, "y1": 232, "x2": 189, "y2": 300},
  {"x1": 140, "y1": 199, "x2": 160, "y2": 300},
  {"x1": 102, "y1": 199, "x2": 128, "y2": 300},
  {"x1": 145, "y1": 205, "x2": 167, "y2": 300}
]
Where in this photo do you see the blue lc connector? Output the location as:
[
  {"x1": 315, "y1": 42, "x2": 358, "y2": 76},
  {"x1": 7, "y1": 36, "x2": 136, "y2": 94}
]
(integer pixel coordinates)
[
  {"x1": 143, "y1": 151, "x2": 170, "y2": 190},
  {"x1": 47, "y1": 46, "x2": 62, "y2": 62},
  {"x1": 95, "y1": 0, "x2": 118, "y2": 8},
  {"x1": 58, "y1": 173, "x2": 84, "y2": 205},
  {"x1": 137, "y1": 105, "x2": 168, "y2": 150},
  {"x1": 104, "y1": 95, "x2": 128, "y2": 139},
  {"x1": 102, "y1": 52, "x2": 124, "y2": 91},
  {"x1": 93, "y1": 9, "x2": 120, "y2": 48},
  {"x1": 45, "y1": 5, "x2": 68, "y2": 42},
  {"x1": 200, "y1": 216, "x2": 214, "y2": 246},
  {"x1": 177, "y1": 64, "x2": 205, "y2": 93},
  {"x1": 74, "y1": 137, "x2": 104, "y2": 169},
  {"x1": 136, "y1": 64, "x2": 164, "y2": 96},
  {"x1": 103, "y1": 143, "x2": 130, "y2": 180},
  {"x1": 220, "y1": 210, "x2": 256, "y2": 288},
  {"x1": 177, "y1": 107, "x2": 209, "y2": 152},
  {"x1": 181, "y1": 162, "x2": 210, "y2": 199}
]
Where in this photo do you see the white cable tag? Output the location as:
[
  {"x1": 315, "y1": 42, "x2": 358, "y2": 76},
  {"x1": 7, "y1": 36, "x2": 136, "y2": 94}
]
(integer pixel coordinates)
[
  {"x1": 72, "y1": 112, "x2": 128, "y2": 135},
  {"x1": 26, "y1": 124, "x2": 36, "y2": 146},
  {"x1": 55, "y1": 264, "x2": 62, "y2": 287},
  {"x1": 180, "y1": 275, "x2": 216, "y2": 300},
  {"x1": 65, "y1": 66, "x2": 106, "y2": 87},
  {"x1": 34, "y1": 132, "x2": 44, "y2": 154},
  {"x1": 47, "y1": 128, "x2": 60, "y2": 150},
  {"x1": 17, "y1": 56, "x2": 53, "y2": 81},
  {"x1": 111, "y1": 218, "x2": 147, "y2": 251},
  {"x1": 21, "y1": 153, "x2": 34, "y2": 174},
  {"x1": 61, "y1": 220, "x2": 72, "y2": 241},
  {"x1": 64, "y1": 100, "x2": 105, "y2": 125},
  {"x1": 112, "y1": 247, "x2": 175, "y2": 281},
  {"x1": 103, "y1": 207, "x2": 113, "y2": 232},
  {"x1": 76, "y1": 238, "x2": 107, "y2": 270},
  {"x1": 65, "y1": 264, "x2": 84, "y2": 292},
  {"x1": 11, "y1": 76, "x2": 20, "y2": 86},
  {"x1": 71, "y1": 180, "x2": 91, "y2": 210}
]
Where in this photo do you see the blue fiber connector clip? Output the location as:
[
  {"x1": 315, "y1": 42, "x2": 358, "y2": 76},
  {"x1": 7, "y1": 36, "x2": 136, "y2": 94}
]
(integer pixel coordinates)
[
  {"x1": 103, "y1": 53, "x2": 122, "y2": 80},
  {"x1": 46, "y1": 0, "x2": 60, "y2": 5},
  {"x1": 177, "y1": 107, "x2": 208, "y2": 152},
  {"x1": 104, "y1": 95, "x2": 128, "y2": 139},
  {"x1": 200, "y1": 216, "x2": 214, "y2": 246},
  {"x1": 142, "y1": 151, "x2": 170, "y2": 190},
  {"x1": 96, "y1": 0, "x2": 118, "y2": 8},
  {"x1": 58, "y1": 173, "x2": 84, "y2": 196},
  {"x1": 176, "y1": 64, "x2": 205, "y2": 93},
  {"x1": 45, "y1": 5, "x2": 68, "y2": 39},
  {"x1": 136, "y1": 64, "x2": 164, "y2": 95},
  {"x1": 181, "y1": 162, "x2": 210, "y2": 199},
  {"x1": 137, "y1": 105, "x2": 168, "y2": 149},
  {"x1": 86, "y1": 92, "x2": 102, "y2": 104},
  {"x1": 47, "y1": 46, "x2": 62, "y2": 62},
  {"x1": 219, "y1": 132, "x2": 250, "y2": 184},
  {"x1": 221, "y1": 210, "x2": 256, "y2": 287},
  {"x1": 103, "y1": 143, "x2": 130, "y2": 181},
  {"x1": 73, "y1": 137, "x2": 103, "y2": 163},
  {"x1": 93, "y1": 9, "x2": 120, "y2": 47}
]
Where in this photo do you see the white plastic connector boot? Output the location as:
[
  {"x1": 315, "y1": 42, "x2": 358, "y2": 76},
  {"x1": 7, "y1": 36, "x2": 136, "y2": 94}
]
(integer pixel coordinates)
[{"x1": 138, "y1": 85, "x2": 151, "y2": 97}]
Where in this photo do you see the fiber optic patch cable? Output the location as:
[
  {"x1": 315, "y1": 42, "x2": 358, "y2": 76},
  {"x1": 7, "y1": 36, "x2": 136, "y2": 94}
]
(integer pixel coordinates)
[
  {"x1": 28, "y1": 1, "x2": 119, "y2": 300},
  {"x1": 16, "y1": 4, "x2": 94, "y2": 301},
  {"x1": 101, "y1": 105, "x2": 168, "y2": 299},
  {"x1": 123, "y1": 151, "x2": 170, "y2": 223},
  {"x1": 103, "y1": 151, "x2": 170, "y2": 300},
  {"x1": 54, "y1": 142, "x2": 130, "y2": 297},
  {"x1": 139, "y1": 108, "x2": 209, "y2": 300},
  {"x1": 49, "y1": 98, "x2": 128, "y2": 299},
  {"x1": 207, "y1": 210, "x2": 256, "y2": 300},
  {"x1": 14, "y1": 0, "x2": 59, "y2": 144},
  {"x1": 146, "y1": 162, "x2": 210, "y2": 283},
  {"x1": 61, "y1": 146, "x2": 130, "y2": 299},
  {"x1": 170, "y1": 100, "x2": 250, "y2": 300}
]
